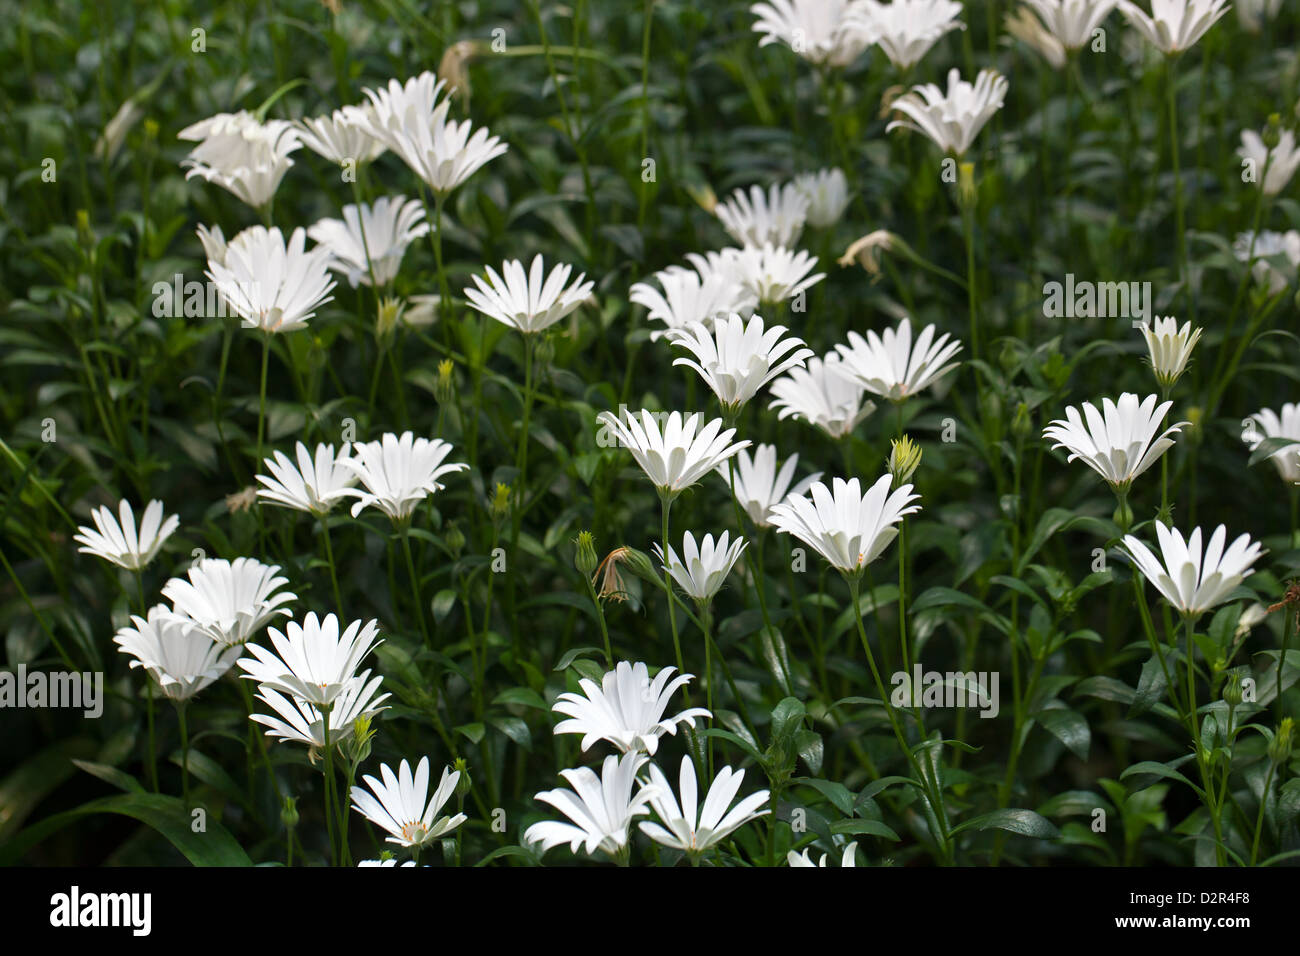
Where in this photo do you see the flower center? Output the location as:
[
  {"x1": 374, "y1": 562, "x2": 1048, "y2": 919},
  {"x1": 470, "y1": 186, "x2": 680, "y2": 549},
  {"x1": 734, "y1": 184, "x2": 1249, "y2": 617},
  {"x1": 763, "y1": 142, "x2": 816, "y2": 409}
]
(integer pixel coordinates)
[{"x1": 400, "y1": 821, "x2": 428, "y2": 844}]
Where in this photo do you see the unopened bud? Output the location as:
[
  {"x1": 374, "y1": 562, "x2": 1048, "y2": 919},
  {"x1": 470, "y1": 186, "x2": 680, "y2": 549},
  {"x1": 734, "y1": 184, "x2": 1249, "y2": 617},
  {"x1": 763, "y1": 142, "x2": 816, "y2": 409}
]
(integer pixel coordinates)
[
  {"x1": 491, "y1": 482, "x2": 511, "y2": 521},
  {"x1": 1112, "y1": 495, "x2": 1133, "y2": 530},
  {"x1": 887, "y1": 435, "x2": 922, "y2": 487},
  {"x1": 281, "y1": 795, "x2": 299, "y2": 829},
  {"x1": 1263, "y1": 114, "x2": 1282, "y2": 150},
  {"x1": 453, "y1": 757, "x2": 472, "y2": 799},
  {"x1": 76, "y1": 209, "x2": 94, "y2": 250},
  {"x1": 575, "y1": 531, "x2": 598, "y2": 577},
  {"x1": 435, "y1": 358, "x2": 455, "y2": 405},
  {"x1": 445, "y1": 523, "x2": 466, "y2": 557},
  {"x1": 1270, "y1": 717, "x2": 1293, "y2": 764},
  {"x1": 1223, "y1": 673, "x2": 1245, "y2": 708},
  {"x1": 1011, "y1": 401, "x2": 1032, "y2": 438},
  {"x1": 376, "y1": 296, "x2": 404, "y2": 343}
]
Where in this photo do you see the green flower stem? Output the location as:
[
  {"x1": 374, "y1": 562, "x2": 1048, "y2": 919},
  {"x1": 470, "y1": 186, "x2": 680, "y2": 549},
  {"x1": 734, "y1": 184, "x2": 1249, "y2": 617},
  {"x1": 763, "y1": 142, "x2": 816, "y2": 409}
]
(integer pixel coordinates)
[
  {"x1": 584, "y1": 575, "x2": 614, "y2": 668},
  {"x1": 175, "y1": 700, "x2": 190, "y2": 808},
  {"x1": 400, "y1": 524, "x2": 431, "y2": 649},
  {"x1": 1277, "y1": 604, "x2": 1294, "y2": 724},
  {"x1": 848, "y1": 575, "x2": 953, "y2": 864},
  {"x1": 660, "y1": 493, "x2": 686, "y2": 695},
  {"x1": 320, "y1": 703, "x2": 337, "y2": 866},
  {"x1": 1250, "y1": 755, "x2": 1278, "y2": 866},
  {"x1": 319, "y1": 513, "x2": 344, "y2": 615}
]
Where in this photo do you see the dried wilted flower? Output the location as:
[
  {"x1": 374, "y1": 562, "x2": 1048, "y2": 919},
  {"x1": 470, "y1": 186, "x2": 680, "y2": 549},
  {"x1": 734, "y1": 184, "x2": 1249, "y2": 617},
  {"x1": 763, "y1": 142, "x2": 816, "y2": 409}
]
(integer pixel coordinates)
[
  {"x1": 226, "y1": 486, "x2": 259, "y2": 513},
  {"x1": 839, "y1": 230, "x2": 896, "y2": 274},
  {"x1": 438, "y1": 40, "x2": 480, "y2": 103},
  {"x1": 595, "y1": 547, "x2": 635, "y2": 602}
]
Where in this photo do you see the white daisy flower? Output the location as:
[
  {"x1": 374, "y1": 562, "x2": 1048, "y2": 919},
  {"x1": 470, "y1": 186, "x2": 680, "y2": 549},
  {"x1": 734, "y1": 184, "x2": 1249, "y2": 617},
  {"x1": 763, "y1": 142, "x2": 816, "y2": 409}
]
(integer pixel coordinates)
[
  {"x1": 255, "y1": 442, "x2": 357, "y2": 515},
  {"x1": 596, "y1": 409, "x2": 750, "y2": 499},
  {"x1": 1042, "y1": 392, "x2": 1186, "y2": 490},
  {"x1": 1234, "y1": 230, "x2": 1300, "y2": 295},
  {"x1": 1238, "y1": 128, "x2": 1300, "y2": 198},
  {"x1": 350, "y1": 757, "x2": 466, "y2": 848},
  {"x1": 463, "y1": 254, "x2": 594, "y2": 334},
  {"x1": 831, "y1": 317, "x2": 963, "y2": 402},
  {"x1": 295, "y1": 107, "x2": 387, "y2": 166},
  {"x1": 639, "y1": 756, "x2": 771, "y2": 855},
  {"x1": 691, "y1": 244, "x2": 825, "y2": 306},
  {"x1": 629, "y1": 266, "x2": 757, "y2": 340},
  {"x1": 1020, "y1": 0, "x2": 1119, "y2": 49},
  {"x1": 1118, "y1": 0, "x2": 1230, "y2": 54},
  {"x1": 1138, "y1": 316, "x2": 1202, "y2": 390},
  {"x1": 552, "y1": 661, "x2": 711, "y2": 755},
  {"x1": 769, "y1": 354, "x2": 876, "y2": 439},
  {"x1": 750, "y1": 0, "x2": 873, "y2": 67},
  {"x1": 1122, "y1": 523, "x2": 1265, "y2": 617},
  {"x1": 339, "y1": 432, "x2": 468, "y2": 522},
  {"x1": 525, "y1": 753, "x2": 658, "y2": 858},
  {"x1": 769, "y1": 474, "x2": 921, "y2": 576},
  {"x1": 850, "y1": 0, "x2": 965, "y2": 71},
  {"x1": 714, "y1": 182, "x2": 809, "y2": 248},
  {"x1": 1247, "y1": 404, "x2": 1300, "y2": 484},
  {"x1": 178, "y1": 110, "x2": 301, "y2": 210},
  {"x1": 787, "y1": 841, "x2": 859, "y2": 866},
  {"x1": 74, "y1": 499, "x2": 179, "y2": 570},
  {"x1": 348, "y1": 72, "x2": 508, "y2": 195},
  {"x1": 162, "y1": 557, "x2": 296, "y2": 646},
  {"x1": 237, "y1": 611, "x2": 383, "y2": 709},
  {"x1": 206, "y1": 225, "x2": 335, "y2": 334},
  {"x1": 793, "y1": 168, "x2": 850, "y2": 229},
  {"x1": 654, "y1": 531, "x2": 749, "y2": 605},
  {"x1": 252, "y1": 671, "x2": 389, "y2": 749},
  {"x1": 717, "y1": 444, "x2": 822, "y2": 528},
  {"x1": 666, "y1": 312, "x2": 813, "y2": 414},
  {"x1": 113, "y1": 606, "x2": 241, "y2": 702},
  {"x1": 886, "y1": 68, "x2": 1008, "y2": 157},
  {"x1": 307, "y1": 196, "x2": 429, "y2": 288}
]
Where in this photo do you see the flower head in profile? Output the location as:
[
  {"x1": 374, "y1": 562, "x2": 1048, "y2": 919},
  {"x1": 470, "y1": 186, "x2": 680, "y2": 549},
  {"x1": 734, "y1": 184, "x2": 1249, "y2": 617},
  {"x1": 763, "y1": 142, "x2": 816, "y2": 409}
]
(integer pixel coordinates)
[
  {"x1": 1238, "y1": 128, "x2": 1300, "y2": 197},
  {"x1": 463, "y1": 254, "x2": 594, "y2": 334},
  {"x1": 552, "y1": 661, "x2": 711, "y2": 755},
  {"x1": 1236, "y1": 0, "x2": 1283, "y2": 32},
  {"x1": 114, "y1": 606, "x2": 241, "y2": 701},
  {"x1": 793, "y1": 168, "x2": 850, "y2": 229},
  {"x1": 196, "y1": 224, "x2": 228, "y2": 266},
  {"x1": 788, "y1": 841, "x2": 859, "y2": 866},
  {"x1": 630, "y1": 266, "x2": 757, "y2": 340},
  {"x1": 1138, "y1": 316, "x2": 1202, "y2": 390},
  {"x1": 769, "y1": 354, "x2": 876, "y2": 439},
  {"x1": 524, "y1": 753, "x2": 658, "y2": 859},
  {"x1": 832, "y1": 317, "x2": 963, "y2": 402},
  {"x1": 654, "y1": 531, "x2": 748, "y2": 605},
  {"x1": 348, "y1": 72, "x2": 507, "y2": 195},
  {"x1": 717, "y1": 444, "x2": 822, "y2": 528},
  {"x1": 178, "y1": 110, "x2": 301, "y2": 210},
  {"x1": 350, "y1": 757, "x2": 466, "y2": 848},
  {"x1": 1122, "y1": 523, "x2": 1265, "y2": 618},
  {"x1": 252, "y1": 672, "x2": 389, "y2": 750},
  {"x1": 690, "y1": 244, "x2": 825, "y2": 306},
  {"x1": 714, "y1": 183, "x2": 809, "y2": 248},
  {"x1": 1247, "y1": 404, "x2": 1300, "y2": 484},
  {"x1": 74, "y1": 499, "x2": 179, "y2": 570},
  {"x1": 206, "y1": 226, "x2": 335, "y2": 334},
  {"x1": 308, "y1": 196, "x2": 429, "y2": 288},
  {"x1": 1042, "y1": 392, "x2": 1186, "y2": 490},
  {"x1": 886, "y1": 68, "x2": 1008, "y2": 157},
  {"x1": 340, "y1": 432, "x2": 468, "y2": 522},
  {"x1": 640, "y1": 757, "x2": 771, "y2": 857},
  {"x1": 1004, "y1": 7, "x2": 1067, "y2": 68},
  {"x1": 1118, "y1": 0, "x2": 1230, "y2": 55},
  {"x1": 750, "y1": 0, "x2": 873, "y2": 68},
  {"x1": 850, "y1": 0, "x2": 965, "y2": 71},
  {"x1": 256, "y1": 442, "x2": 356, "y2": 515},
  {"x1": 667, "y1": 312, "x2": 813, "y2": 415},
  {"x1": 295, "y1": 107, "x2": 387, "y2": 166},
  {"x1": 162, "y1": 557, "x2": 296, "y2": 646},
  {"x1": 238, "y1": 612, "x2": 383, "y2": 708},
  {"x1": 1020, "y1": 0, "x2": 1119, "y2": 50},
  {"x1": 1235, "y1": 230, "x2": 1300, "y2": 295},
  {"x1": 769, "y1": 474, "x2": 921, "y2": 576},
  {"x1": 597, "y1": 409, "x2": 750, "y2": 500}
]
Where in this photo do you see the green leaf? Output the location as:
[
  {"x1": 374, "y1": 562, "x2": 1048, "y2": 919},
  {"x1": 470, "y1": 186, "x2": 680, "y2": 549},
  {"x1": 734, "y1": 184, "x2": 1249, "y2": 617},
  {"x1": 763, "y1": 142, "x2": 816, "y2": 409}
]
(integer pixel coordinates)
[
  {"x1": 793, "y1": 777, "x2": 854, "y2": 816},
  {"x1": 770, "y1": 697, "x2": 806, "y2": 743},
  {"x1": 0, "y1": 793, "x2": 252, "y2": 866},
  {"x1": 1035, "y1": 708, "x2": 1091, "y2": 761},
  {"x1": 1248, "y1": 435, "x2": 1300, "y2": 466},
  {"x1": 1119, "y1": 760, "x2": 1201, "y2": 794},
  {"x1": 1128, "y1": 655, "x2": 1168, "y2": 717},
  {"x1": 71, "y1": 759, "x2": 145, "y2": 795},
  {"x1": 488, "y1": 714, "x2": 532, "y2": 750},
  {"x1": 955, "y1": 808, "x2": 1060, "y2": 840},
  {"x1": 492, "y1": 687, "x2": 549, "y2": 711},
  {"x1": 829, "y1": 818, "x2": 900, "y2": 841}
]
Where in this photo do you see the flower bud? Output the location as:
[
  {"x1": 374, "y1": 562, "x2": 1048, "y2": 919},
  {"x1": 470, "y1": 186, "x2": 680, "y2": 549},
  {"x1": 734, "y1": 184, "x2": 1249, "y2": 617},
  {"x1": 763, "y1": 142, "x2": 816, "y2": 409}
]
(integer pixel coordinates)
[
  {"x1": 574, "y1": 531, "x2": 598, "y2": 577},
  {"x1": 445, "y1": 523, "x2": 466, "y2": 557},
  {"x1": 686, "y1": 183, "x2": 717, "y2": 214},
  {"x1": 535, "y1": 333, "x2": 556, "y2": 367},
  {"x1": 491, "y1": 482, "x2": 511, "y2": 521},
  {"x1": 281, "y1": 795, "x2": 299, "y2": 830},
  {"x1": 76, "y1": 209, "x2": 94, "y2": 250},
  {"x1": 1223, "y1": 672, "x2": 1245, "y2": 708},
  {"x1": 453, "y1": 757, "x2": 473, "y2": 799},
  {"x1": 435, "y1": 358, "x2": 456, "y2": 405},
  {"x1": 1270, "y1": 717, "x2": 1294, "y2": 765},
  {"x1": 1263, "y1": 114, "x2": 1282, "y2": 150},
  {"x1": 887, "y1": 435, "x2": 922, "y2": 487},
  {"x1": 1112, "y1": 496, "x2": 1133, "y2": 530},
  {"x1": 376, "y1": 296, "x2": 405, "y2": 344}
]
